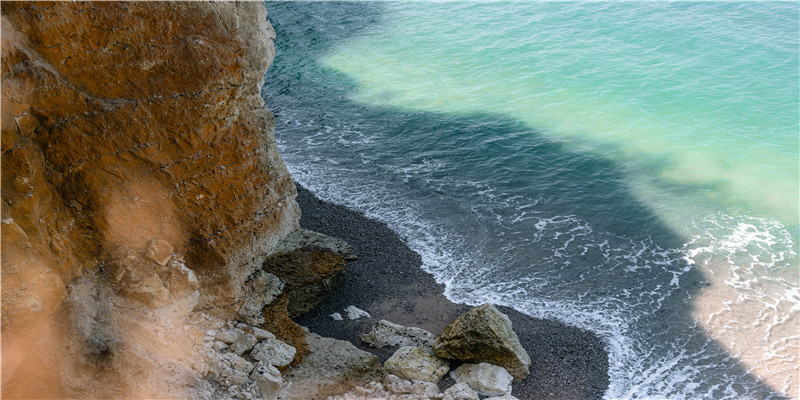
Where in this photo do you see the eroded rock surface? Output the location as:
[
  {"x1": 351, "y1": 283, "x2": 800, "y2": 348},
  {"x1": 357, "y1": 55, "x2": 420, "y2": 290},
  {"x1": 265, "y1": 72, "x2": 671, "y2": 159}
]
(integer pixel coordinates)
[
  {"x1": 1, "y1": 2, "x2": 298, "y2": 397},
  {"x1": 261, "y1": 246, "x2": 346, "y2": 318}
]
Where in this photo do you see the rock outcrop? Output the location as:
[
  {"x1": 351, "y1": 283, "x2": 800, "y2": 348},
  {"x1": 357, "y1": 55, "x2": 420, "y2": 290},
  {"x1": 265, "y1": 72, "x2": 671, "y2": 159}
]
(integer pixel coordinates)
[
  {"x1": 262, "y1": 245, "x2": 347, "y2": 317},
  {"x1": 1, "y1": 2, "x2": 299, "y2": 398},
  {"x1": 433, "y1": 304, "x2": 531, "y2": 381}
]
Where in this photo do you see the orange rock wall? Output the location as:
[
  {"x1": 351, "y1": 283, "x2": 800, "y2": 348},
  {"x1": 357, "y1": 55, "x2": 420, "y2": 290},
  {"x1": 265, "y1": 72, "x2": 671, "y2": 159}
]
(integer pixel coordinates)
[{"x1": 2, "y1": 0, "x2": 298, "y2": 341}]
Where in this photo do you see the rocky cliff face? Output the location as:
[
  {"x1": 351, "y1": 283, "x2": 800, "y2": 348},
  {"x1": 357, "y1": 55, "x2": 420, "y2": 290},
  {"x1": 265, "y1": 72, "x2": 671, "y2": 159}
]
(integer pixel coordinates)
[{"x1": 1, "y1": 2, "x2": 299, "y2": 397}]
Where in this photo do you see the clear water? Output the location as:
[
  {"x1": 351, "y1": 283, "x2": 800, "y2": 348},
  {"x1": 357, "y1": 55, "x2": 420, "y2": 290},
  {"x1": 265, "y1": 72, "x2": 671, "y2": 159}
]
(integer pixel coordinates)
[{"x1": 262, "y1": 2, "x2": 799, "y2": 399}]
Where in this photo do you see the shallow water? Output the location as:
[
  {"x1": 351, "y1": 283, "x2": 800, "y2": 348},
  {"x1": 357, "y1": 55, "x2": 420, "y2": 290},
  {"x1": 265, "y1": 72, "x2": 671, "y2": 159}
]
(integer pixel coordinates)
[{"x1": 262, "y1": 2, "x2": 799, "y2": 398}]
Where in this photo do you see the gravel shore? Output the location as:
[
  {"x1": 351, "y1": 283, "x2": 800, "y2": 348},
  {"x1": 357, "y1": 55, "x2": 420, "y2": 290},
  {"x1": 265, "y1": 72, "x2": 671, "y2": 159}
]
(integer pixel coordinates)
[{"x1": 293, "y1": 183, "x2": 609, "y2": 399}]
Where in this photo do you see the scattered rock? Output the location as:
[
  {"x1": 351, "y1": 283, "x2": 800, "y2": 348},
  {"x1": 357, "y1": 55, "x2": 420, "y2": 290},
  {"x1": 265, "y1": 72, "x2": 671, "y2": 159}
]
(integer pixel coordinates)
[
  {"x1": 250, "y1": 362, "x2": 282, "y2": 400},
  {"x1": 230, "y1": 334, "x2": 257, "y2": 356},
  {"x1": 330, "y1": 312, "x2": 343, "y2": 321},
  {"x1": 145, "y1": 238, "x2": 174, "y2": 266},
  {"x1": 384, "y1": 374, "x2": 413, "y2": 394},
  {"x1": 280, "y1": 331, "x2": 383, "y2": 399},
  {"x1": 213, "y1": 341, "x2": 229, "y2": 351},
  {"x1": 442, "y1": 382, "x2": 480, "y2": 400},
  {"x1": 273, "y1": 228, "x2": 357, "y2": 261},
  {"x1": 345, "y1": 305, "x2": 371, "y2": 320},
  {"x1": 262, "y1": 246, "x2": 346, "y2": 317},
  {"x1": 251, "y1": 338, "x2": 297, "y2": 367},
  {"x1": 411, "y1": 381, "x2": 440, "y2": 398},
  {"x1": 360, "y1": 320, "x2": 434, "y2": 349},
  {"x1": 384, "y1": 346, "x2": 449, "y2": 383},
  {"x1": 249, "y1": 327, "x2": 276, "y2": 341},
  {"x1": 451, "y1": 363, "x2": 513, "y2": 397},
  {"x1": 433, "y1": 304, "x2": 531, "y2": 381},
  {"x1": 237, "y1": 271, "x2": 284, "y2": 326},
  {"x1": 209, "y1": 352, "x2": 255, "y2": 386},
  {"x1": 215, "y1": 328, "x2": 244, "y2": 344}
]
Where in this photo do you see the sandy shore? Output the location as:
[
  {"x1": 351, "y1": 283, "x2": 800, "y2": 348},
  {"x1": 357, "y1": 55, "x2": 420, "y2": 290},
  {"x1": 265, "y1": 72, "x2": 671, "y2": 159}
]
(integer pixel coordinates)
[{"x1": 293, "y1": 183, "x2": 609, "y2": 399}]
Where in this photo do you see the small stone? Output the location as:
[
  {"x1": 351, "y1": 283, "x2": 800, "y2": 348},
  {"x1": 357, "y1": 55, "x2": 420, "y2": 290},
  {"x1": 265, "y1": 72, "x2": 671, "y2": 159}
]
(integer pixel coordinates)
[
  {"x1": 330, "y1": 312, "x2": 343, "y2": 321},
  {"x1": 213, "y1": 341, "x2": 229, "y2": 351},
  {"x1": 484, "y1": 395, "x2": 519, "y2": 400},
  {"x1": 251, "y1": 338, "x2": 296, "y2": 367},
  {"x1": 145, "y1": 238, "x2": 174, "y2": 266},
  {"x1": 209, "y1": 352, "x2": 254, "y2": 386},
  {"x1": 250, "y1": 361, "x2": 281, "y2": 400},
  {"x1": 345, "y1": 305, "x2": 370, "y2": 320},
  {"x1": 442, "y1": 382, "x2": 479, "y2": 400},
  {"x1": 205, "y1": 330, "x2": 217, "y2": 337},
  {"x1": 411, "y1": 381, "x2": 440, "y2": 398},
  {"x1": 251, "y1": 327, "x2": 275, "y2": 341},
  {"x1": 360, "y1": 319, "x2": 435, "y2": 349},
  {"x1": 383, "y1": 374, "x2": 413, "y2": 394},
  {"x1": 451, "y1": 363, "x2": 513, "y2": 397},
  {"x1": 384, "y1": 346, "x2": 449, "y2": 383},
  {"x1": 215, "y1": 328, "x2": 244, "y2": 344},
  {"x1": 230, "y1": 334, "x2": 257, "y2": 355}
]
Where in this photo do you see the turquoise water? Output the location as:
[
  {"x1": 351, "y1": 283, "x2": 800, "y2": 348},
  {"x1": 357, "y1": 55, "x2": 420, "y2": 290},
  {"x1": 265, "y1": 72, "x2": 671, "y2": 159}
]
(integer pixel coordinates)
[{"x1": 263, "y1": 2, "x2": 799, "y2": 399}]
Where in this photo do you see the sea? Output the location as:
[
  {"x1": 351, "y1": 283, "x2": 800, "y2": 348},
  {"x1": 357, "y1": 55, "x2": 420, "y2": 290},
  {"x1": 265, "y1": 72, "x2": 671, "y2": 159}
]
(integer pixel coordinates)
[{"x1": 261, "y1": 2, "x2": 799, "y2": 399}]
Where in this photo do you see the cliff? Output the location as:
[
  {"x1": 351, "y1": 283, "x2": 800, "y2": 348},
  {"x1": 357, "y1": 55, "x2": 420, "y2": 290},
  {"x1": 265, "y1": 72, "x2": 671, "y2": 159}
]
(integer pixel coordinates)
[{"x1": 1, "y1": 1, "x2": 299, "y2": 397}]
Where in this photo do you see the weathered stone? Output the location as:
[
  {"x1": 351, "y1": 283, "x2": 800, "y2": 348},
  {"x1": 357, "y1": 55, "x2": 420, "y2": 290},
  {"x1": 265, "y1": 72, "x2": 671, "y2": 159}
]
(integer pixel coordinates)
[
  {"x1": 442, "y1": 383, "x2": 480, "y2": 400},
  {"x1": 411, "y1": 381, "x2": 440, "y2": 398},
  {"x1": 383, "y1": 374, "x2": 413, "y2": 394},
  {"x1": 230, "y1": 334, "x2": 257, "y2": 356},
  {"x1": 146, "y1": 238, "x2": 174, "y2": 266},
  {"x1": 251, "y1": 338, "x2": 297, "y2": 367},
  {"x1": 250, "y1": 362, "x2": 282, "y2": 400},
  {"x1": 280, "y1": 331, "x2": 383, "y2": 399},
  {"x1": 215, "y1": 329, "x2": 244, "y2": 344},
  {"x1": 345, "y1": 305, "x2": 371, "y2": 320},
  {"x1": 213, "y1": 341, "x2": 229, "y2": 351},
  {"x1": 484, "y1": 395, "x2": 520, "y2": 400},
  {"x1": 249, "y1": 327, "x2": 276, "y2": 341},
  {"x1": 384, "y1": 346, "x2": 449, "y2": 383},
  {"x1": 451, "y1": 363, "x2": 513, "y2": 397},
  {"x1": 433, "y1": 304, "x2": 531, "y2": 381},
  {"x1": 209, "y1": 352, "x2": 255, "y2": 387},
  {"x1": 330, "y1": 312, "x2": 344, "y2": 321},
  {"x1": 273, "y1": 228, "x2": 357, "y2": 261},
  {"x1": 360, "y1": 320, "x2": 434, "y2": 349},
  {"x1": 261, "y1": 246, "x2": 346, "y2": 318},
  {"x1": 237, "y1": 270, "x2": 284, "y2": 326}
]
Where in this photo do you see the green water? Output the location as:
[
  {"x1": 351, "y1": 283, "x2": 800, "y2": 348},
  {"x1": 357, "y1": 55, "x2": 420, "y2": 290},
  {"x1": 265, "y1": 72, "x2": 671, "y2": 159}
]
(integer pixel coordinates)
[{"x1": 322, "y1": 2, "x2": 799, "y2": 229}]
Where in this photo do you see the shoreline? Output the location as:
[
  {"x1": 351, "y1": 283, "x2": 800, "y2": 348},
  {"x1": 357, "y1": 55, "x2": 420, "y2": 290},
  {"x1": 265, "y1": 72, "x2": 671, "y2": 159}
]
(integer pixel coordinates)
[{"x1": 292, "y1": 183, "x2": 610, "y2": 399}]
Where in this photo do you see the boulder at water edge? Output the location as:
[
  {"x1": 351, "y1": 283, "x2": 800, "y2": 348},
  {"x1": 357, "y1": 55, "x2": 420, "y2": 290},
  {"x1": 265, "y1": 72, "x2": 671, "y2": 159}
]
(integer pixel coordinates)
[{"x1": 432, "y1": 303, "x2": 531, "y2": 380}]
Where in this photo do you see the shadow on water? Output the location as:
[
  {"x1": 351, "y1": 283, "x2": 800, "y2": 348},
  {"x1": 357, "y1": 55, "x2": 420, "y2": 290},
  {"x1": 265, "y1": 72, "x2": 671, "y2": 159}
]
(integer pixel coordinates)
[{"x1": 262, "y1": 2, "x2": 788, "y2": 398}]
